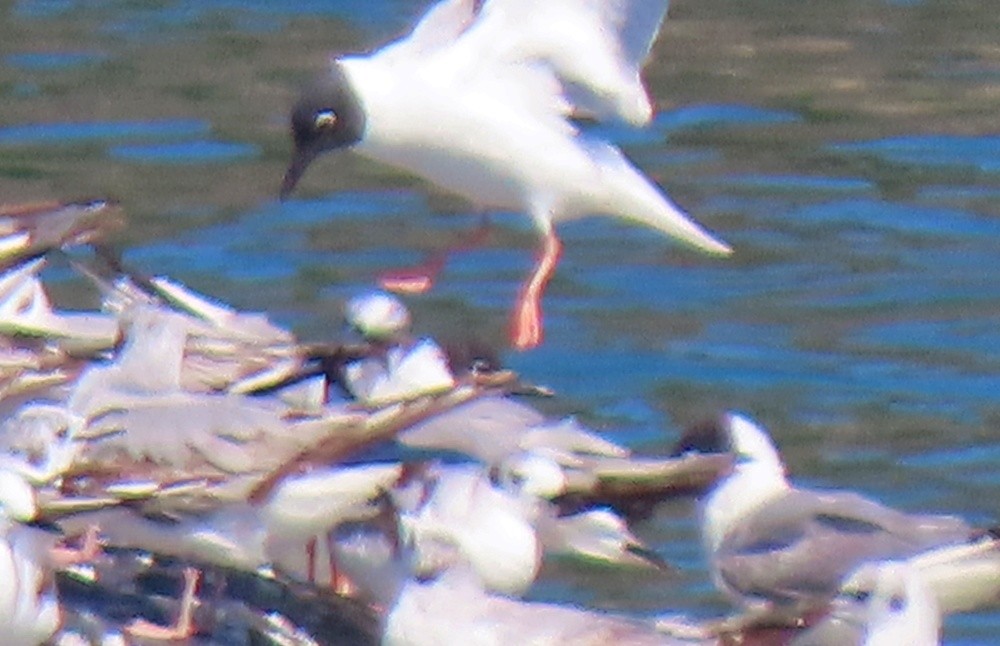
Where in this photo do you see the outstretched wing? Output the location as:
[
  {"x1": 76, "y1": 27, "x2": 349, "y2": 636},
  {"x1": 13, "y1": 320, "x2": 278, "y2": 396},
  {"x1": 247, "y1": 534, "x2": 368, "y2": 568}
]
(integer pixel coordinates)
[
  {"x1": 472, "y1": 0, "x2": 671, "y2": 125},
  {"x1": 378, "y1": 0, "x2": 481, "y2": 63},
  {"x1": 616, "y1": 0, "x2": 672, "y2": 72},
  {"x1": 370, "y1": 0, "x2": 671, "y2": 127}
]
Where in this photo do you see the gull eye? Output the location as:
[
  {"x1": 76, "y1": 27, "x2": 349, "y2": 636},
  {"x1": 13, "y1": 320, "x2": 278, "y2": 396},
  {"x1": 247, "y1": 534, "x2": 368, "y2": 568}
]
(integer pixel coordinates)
[
  {"x1": 470, "y1": 358, "x2": 492, "y2": 375},
  {"x1": 889, "y1": 595, "x2": 905, "y2": 612},
  {"x1": 843, "y1": 588, "x2": 871, "y2": 604},
  {"x1": 314, "y1": 109, "x2": 338, "y2": 129}
]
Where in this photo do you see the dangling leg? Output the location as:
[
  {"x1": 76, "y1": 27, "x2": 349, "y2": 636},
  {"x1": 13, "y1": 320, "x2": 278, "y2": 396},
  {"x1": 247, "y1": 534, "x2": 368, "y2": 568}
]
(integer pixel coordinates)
[
  {"x1": 378, "y1": 214, "x2": 492, "y2": 294},
  {"x1": 325, "y1": 531, "x2": 357, "y2": 597},
  {"x1": 125, "y1": 567, "x2": 200, "y2": 641},
  {"x1": 510, "y1": 226, "x2": 562, "y2": 350},
  {"x1": 305, "y1": 536, "x2": 318, "y2": 585},
  {"x1": 49, "y1": 524, "x2": 104, "y2": 568}
]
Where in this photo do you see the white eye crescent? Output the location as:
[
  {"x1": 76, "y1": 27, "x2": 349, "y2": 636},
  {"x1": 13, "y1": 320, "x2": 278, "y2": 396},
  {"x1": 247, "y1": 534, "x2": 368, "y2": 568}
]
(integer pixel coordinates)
[{"x1": 314, "y1": 110, "x2": 338, "y2": 129}]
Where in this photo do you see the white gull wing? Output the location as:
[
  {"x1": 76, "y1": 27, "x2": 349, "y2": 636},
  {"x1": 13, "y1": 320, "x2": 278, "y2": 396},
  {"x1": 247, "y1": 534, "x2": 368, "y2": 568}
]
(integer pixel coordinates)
[
  {"x1": 909, "y1": 532, "x2": 1000, "y2": 614},
  {"x1": 521, "y1": 417, "x2": 630, "y2": 460},
  {"x1": 475, "y1": 0, "x2": 671, "y2": 124},
  {"x1": 60, "y1": 304, "x2": 365, "y2": 483},
  {"x1": 345, "y1": 291, "x2": 411, "y2": 341},
  {"x1": 398, "y1": 395, "x2": 629, "y2": 468},
  {"x1": 377, "y1": 0, "x2": 479, "y2": 63},
  {"x1": 374, "y1": 0, "x2": 670, "y2": 124},
  {"x1": 714, "y1": 486, "x2": 972, "y2": 607},
  {"x1": 397, "y1": 395, "x2": 545, "y2": 464}
]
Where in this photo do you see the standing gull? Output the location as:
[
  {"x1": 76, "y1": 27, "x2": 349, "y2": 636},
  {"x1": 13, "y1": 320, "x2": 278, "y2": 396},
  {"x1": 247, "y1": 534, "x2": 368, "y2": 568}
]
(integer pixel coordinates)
[
  {"x1": 280, "y1": 0, "x2": 731, "y2": 349},
  {"x1": 672, "y1": 412, "x2": 977, "y2": 627},
  {"x1": 0, "y1": 470, "x2": 60, "y2": 646}
]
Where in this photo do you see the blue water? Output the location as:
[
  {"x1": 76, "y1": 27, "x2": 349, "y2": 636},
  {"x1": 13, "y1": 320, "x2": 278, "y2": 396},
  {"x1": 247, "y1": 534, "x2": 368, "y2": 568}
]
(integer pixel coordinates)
[
  {"x1": 0, "y1": 119, "x2": 210, "y2": 146},
  {"x1": 4, "y1": 51, "x2": 108, "y2": 70},
  {"x1": 3, "y1": 0, "x2": 1000, "y2": 643},
  {"x1": 108, "y1": 140, "x2": 259, "y2": 163}
]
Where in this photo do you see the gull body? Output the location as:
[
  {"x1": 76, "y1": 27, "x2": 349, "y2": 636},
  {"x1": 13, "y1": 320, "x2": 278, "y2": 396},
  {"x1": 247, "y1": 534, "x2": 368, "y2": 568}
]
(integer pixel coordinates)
[
  {"x1": 396, "y1": 464, "x2": 542, "y2": 595},
  {"x1": 383, "y1": 568, "x2": 697, "y2": 646},
  {"x1": 0, "y1": 522, "x2": 60, "y2": 646},
  {"x1": 394, "y1": 462, "x2": 666, "y2": 595},
  {"x1": 0, "y1": 470, "x2": 60, "y2": 646},
  {"x1": 674, "y1": 413, "x2": 974, "y2": 611},
  {"x1": 331, "y1": 527, "x2": 693, "y2": 646},
  {"x1": 283, "y1": 0, "x2": 731, "y2": 349},
  {"x1": 339, "y1": 47, "x2": 711, "y2": 243}
]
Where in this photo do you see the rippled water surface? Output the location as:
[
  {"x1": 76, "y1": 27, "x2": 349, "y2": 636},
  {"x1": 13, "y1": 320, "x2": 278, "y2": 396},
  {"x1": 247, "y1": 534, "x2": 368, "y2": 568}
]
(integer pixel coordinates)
[{"x1": 3, "y1": 0, "x2": 1000, "y2": 643}]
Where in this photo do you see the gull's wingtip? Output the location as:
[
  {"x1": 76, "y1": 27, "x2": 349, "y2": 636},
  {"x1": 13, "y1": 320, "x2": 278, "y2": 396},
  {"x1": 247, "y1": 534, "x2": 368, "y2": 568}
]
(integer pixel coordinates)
[
  {"x1": 682, "y1": 229, "x2": 733, "y2": 258},
  {"x1": 704, "y1": 237, "x2": 734, "y2": 257}
]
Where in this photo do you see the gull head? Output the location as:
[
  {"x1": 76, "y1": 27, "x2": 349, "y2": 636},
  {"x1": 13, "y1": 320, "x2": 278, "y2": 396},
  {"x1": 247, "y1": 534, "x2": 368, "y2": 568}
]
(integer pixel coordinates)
[
  {"x1": 281, "y1": 63, "x2": 366, "y2": 199},
  {"x1": 0, "y1": 469, "x2": 38, "y2": 523},
  {"x1": 345, "y1": 292, "x2": 411, "y2": 342},
  {"x1": 673, "y1": 413, "x2": 790, "y2": 555},
  {"x1": 497, "y1": 452, "x2": 567, "y2": 499},
  {"x1": 831, "y1": 561, "x2": 940, "y2": 645},
  {"x1": 673, "y1": 411, "x2": 785, "y2": 477}
]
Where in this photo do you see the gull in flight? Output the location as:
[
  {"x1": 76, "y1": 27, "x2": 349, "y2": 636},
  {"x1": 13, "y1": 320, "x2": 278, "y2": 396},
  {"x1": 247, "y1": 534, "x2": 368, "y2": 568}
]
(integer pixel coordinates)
[{"x1": 281, "y1": 0, "x2": 731, "y2": 349}]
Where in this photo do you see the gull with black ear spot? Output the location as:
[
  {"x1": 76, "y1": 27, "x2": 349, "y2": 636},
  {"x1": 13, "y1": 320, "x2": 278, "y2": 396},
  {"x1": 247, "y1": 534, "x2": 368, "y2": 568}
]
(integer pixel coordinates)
[
  {"x1": 792, "y1": 560, "x2": 940, "y2": 646},
  {"x1": 281, "y1": 0, "x2": 731, "y2": 350}
]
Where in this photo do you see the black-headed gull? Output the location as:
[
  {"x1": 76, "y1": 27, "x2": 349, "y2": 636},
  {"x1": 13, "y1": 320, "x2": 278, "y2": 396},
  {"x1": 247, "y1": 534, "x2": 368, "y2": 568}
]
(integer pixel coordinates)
[
  {"x1": 281, "y1": 0, "x2": 731, "y2": 349},
  {"x1": 672, "y1": 413, "x2": 977, "y2": 621}
]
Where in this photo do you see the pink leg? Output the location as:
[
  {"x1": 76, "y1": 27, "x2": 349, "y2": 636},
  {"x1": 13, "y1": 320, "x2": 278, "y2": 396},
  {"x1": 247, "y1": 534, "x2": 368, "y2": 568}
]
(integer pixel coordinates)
[
  {"x1": 125, "y1": 567, "x2": 200, "y2": 641},
  {"x1": 510, "y1": 229, "x2": 562, "y2": 350},
  {"x1": 378, "y1": 216, "x2": 492, "y2": 294},
  {"x1": 378, "y1": 255, "x2": 446, "y2": 294},
  {"x1": 306, "y1": 536, "x2": 318, "y2": 585},
  {"x1": 326, "y1": 533, "x2": 357, "y2": 597},
  {"x1": 50, "y1": 524, "x2": 104, "y2": 568}
]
